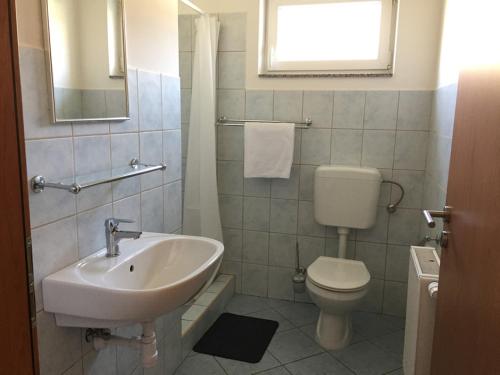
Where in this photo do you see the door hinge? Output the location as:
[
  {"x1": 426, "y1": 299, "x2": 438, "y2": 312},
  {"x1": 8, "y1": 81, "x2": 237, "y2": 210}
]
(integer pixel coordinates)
[{"x1": 26, "y1": 236, "x2": 37, "y2": 327}]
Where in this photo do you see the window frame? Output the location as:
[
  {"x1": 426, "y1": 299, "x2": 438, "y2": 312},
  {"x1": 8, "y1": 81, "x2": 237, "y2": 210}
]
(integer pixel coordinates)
[{"x1": 260, "y1": 0, "x2": 399, "y2": 77}]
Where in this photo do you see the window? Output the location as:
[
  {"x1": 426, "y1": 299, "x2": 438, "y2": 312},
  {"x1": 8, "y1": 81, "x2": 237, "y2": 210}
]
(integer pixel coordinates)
[{"x1": 261, "y1": 0, "x2": 398, "y2": 76}]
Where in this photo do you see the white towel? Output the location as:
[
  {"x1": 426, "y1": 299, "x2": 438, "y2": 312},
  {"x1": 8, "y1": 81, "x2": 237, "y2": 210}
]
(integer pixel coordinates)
[{"x1": 244, "y1": 122, "x2": 295, "y2": 178}]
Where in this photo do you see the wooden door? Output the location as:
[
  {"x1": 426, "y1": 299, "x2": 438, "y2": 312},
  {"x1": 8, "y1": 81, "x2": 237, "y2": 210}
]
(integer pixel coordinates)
[
  {"x1": 431, "y1": 67, "x2": 500, "y2": 374},
  {"x1": 0, "y1": 0, "x2": 38, "y2": 374}
]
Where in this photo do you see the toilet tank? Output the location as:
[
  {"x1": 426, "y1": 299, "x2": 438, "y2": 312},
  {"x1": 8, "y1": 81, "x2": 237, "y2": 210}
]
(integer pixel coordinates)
[{"x1": 314, "y1": 166, "x2": 381, "y2": 229}]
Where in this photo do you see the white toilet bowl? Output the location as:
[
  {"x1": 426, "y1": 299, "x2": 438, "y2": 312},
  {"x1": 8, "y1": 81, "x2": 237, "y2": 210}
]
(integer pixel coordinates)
[{"x1": 306, "y1": 256, "x2": 370, "y2": 350}]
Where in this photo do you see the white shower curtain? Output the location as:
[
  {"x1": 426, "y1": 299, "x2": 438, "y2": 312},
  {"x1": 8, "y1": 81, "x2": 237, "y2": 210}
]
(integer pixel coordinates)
[{"x1": 182, "y1": 15, "x2": 223, "y2": 242}]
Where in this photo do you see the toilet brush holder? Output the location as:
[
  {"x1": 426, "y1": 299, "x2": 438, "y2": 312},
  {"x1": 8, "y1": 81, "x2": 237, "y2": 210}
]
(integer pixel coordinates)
[
  {"x1": 293, "y1": 267, "x2": 306, "y2": 293},
  {"x1": 292, "y1": 241, "x2": 306, "y2": 293}
]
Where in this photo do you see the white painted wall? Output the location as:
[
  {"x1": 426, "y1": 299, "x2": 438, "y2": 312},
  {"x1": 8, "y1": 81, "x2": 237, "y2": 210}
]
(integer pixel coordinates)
[
  {"x1": 78, "y1": 0, "x2": 123, "y2": 89},
  {"x1": 437, "y1": 0, "x2": 500, "y2": 88},
  {"x1": 16, "y1": 0, "x2": 179, "y2": 76},
  {"x1": 180, "y1": 0, "x2": 444, "y2": 90},
  {"x1": 46, "y1": 0, "x2": 81, "y2": 89}
]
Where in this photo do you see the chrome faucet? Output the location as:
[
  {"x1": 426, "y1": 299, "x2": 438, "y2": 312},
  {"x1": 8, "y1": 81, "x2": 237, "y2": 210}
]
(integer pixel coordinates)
[{"x1": 104, "y1": 218, "x2": 142, "y2": 257}]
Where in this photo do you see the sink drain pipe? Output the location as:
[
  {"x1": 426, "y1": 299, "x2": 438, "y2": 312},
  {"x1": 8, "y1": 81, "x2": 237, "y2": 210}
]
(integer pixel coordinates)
[{"x1": 87, "y1": 321, "x2": 158, "y2": 368}]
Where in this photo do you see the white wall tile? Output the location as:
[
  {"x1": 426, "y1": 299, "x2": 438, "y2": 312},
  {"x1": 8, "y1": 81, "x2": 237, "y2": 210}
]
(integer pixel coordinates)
[
  {"x1": 397, "y1": 91, "x2": 432, "y2": 131},
  {"x1": 298, "y1": 201, "x2": 325, "y2": 237},
  {"x1": 37, "y1": 311, "x2": 82, "y2": 375},
  {"x1": 303, "y1": 91, "x2": 333, "y2": 128},
  {"x1": 245, "y1": 90, "x2": 274, "y2": 121},
  {"x1": 138, "y1": 71, "x2": 162, "y2": 131},
  {"x1": 32, "y1": 217, "x2": 78, "y2": 311},
  {"x1": 162, "y1": 75, "x2": 181, "y2": 130},
  {"x1": 164, "y1": 181, "x2": 182, "y2": 233},
  {"x1": 218, "y1": 89, "x2": 245, "y2": 119},
  {"x1": 270, "y1": 199, "x2": 298, "y2": 235},
  {"x1": 394, "y1": 131, "x2": 428, "y2": 170},
  {"x1": 269, "y1": 233, "x2": 297, "y2": 268},
  {"x1": 142, "y1": 187, "x2": 164, "y2": 232},
  {"x1": 179, "y1": 52, "x2": 192, "y2": 89},
  {"x1": 223, "y1": 228, "x2": 243, "y2": 261},
  {"x1": 364, "y1": 91, "x2": 399, "y2": 130},
  {"x1": 361, "y1": 130, "x2": 396, "y2": 169},
  {"x1": 218, "y1": 13, "x2": 247, "y2": 52},
  {"x1": 242, "y1": 263, "x2": 268, "y2": 297},
  {"x1": 77, "y1": 204, "x2": 113, "y2": 258},
  {"x1": 385, "y1": 245, "x2": 411, "y2": 282},
  {"x1": 178, "y1": 15, "x2": 193, "y2": 52},
  {"x1": 243, "y1": 196, "x2": 270, "y2": 231},
  {"x1": 243, "y1": 230, "x2": 269, "y2": 265},
  {"x1": 331, "y1": 129, "x2": 363, "y2": 166},
  {"x1": 300, "y1": 129, "x2": 331, "y2": 165},
  {"x1": 113, "y1": 195, "x2": 141, "y2": 231},
  {"x1": 218, "y1": 52, "x2": 246, "y2": 89},
  {"x1": 26, "y1": 138, "x2": 76, "y2": 227},
  {"x1": 271, "y1": 165, "x2": 300, "y2": 199},
  {"x1": 383, "y1": 281, "x2": 408, "y2": 317},
  {"x1": 219, "y1": 195, "x2": 243, "y2": 229},
  {"x1": 140, "y1": 131, "x2": 164, "y2": 190},
  {"x1": 19, "y1": 48, "x2": 72, "y2": 140},
  {"x1": 163, "y1": 130, "x2": 182, "y2": 184},
  {"x1": 333, "y1": 91, "x2": 365, "y2": 129},
  {"x1": 355, "y1": 242, "x2": 387, "y2": 279},
  {"x1": 274, "y1": 91, "x2": 303, "y2": 122},
  {"x1": 268, "y1": 266, "x2": 294, "y2": 300},
  {"x1": 297, "y1": 236, "x2": 325, "y2": 268}
]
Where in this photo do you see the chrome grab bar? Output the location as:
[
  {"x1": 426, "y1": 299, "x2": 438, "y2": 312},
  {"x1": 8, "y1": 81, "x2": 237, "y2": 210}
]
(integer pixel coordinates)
[
  {"x1": 31, "y1": 158, "x2": 166, "y2": 195},
  {"x1": 422, "y1": 206, "x2": 452, "y2": 228},
  {"x1": 217, "y1": 116, "x2": 312, "y2": 129}
]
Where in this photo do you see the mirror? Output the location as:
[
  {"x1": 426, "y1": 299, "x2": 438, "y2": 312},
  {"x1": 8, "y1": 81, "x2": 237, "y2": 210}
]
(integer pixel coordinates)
[{"x1": 43, "y1": 0, "x2": 129, "y2": 123}]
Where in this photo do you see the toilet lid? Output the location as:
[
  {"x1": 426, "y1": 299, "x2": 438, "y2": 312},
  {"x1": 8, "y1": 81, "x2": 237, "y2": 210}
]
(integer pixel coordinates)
[{"x1": 307, "y1": 256, "x2": 371, "y2": 292}]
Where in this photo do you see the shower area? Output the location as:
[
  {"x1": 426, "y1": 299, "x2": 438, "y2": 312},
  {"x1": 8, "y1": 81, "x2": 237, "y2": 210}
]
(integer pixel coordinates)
[
  {"x1": 177, "y1": 0, "x2": 236, "y2": 353},
  {"x1": 177, "y1": 0, "x2": 424, "y2": 355}
]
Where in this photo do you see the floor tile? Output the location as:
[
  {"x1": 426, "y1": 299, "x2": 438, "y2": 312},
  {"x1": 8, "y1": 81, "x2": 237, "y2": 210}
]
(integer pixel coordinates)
[
  {"x1": 174, "y1": 353, "x2": 226, "y2": 375},
  {"x1": 246, "y1": 309, "x2": 295, "y2": 333},
  {"x1": 351, "y1": 312, "x2": 402, "y2": 339},
  {"x1": 225, "y1": 294, "x2": 270, "y2": 315},
  {"x1": 385, "y1": 369, "x2": 403, "y2": 375},
  {"x1": 369, "y1": 330, "x2": 405, "y2": 359},
  {"x1": 299, "y1": 323, "x2": 366, "y2": 346},
  {"x1": 256, "y1": 366, "x2": 292, "y2": 375},
  {"x1": 268, "y1": 328, "x2": 323, "y2": 364},
  {"x1": 285, "y1": 353, "x2": 354, "y2": 375},
  {"x1": 330, "y1": 341, "x2": 401, "y2": 375},
  {"x1": 270, "y1": 301, "x2": 319, "y2": 327},
  {"x1": 215, "y1": 351, "x2": 280, "y2": 375}
]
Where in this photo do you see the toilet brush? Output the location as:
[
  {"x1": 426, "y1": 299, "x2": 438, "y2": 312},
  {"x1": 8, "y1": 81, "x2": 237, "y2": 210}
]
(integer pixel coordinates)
[{"x1": 292, "y1": 242, "x2": 306, "y2": 293}]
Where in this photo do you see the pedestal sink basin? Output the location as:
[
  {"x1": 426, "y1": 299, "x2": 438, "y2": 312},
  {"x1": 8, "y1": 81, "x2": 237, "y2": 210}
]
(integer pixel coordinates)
[{"x1": 43, "y1": 233, "x2": 224, "y2": 328}]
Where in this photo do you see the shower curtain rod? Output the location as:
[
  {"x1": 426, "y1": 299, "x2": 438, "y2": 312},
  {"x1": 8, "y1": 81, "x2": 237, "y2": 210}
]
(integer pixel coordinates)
[{"x1": 180, "y1": 0, "x2": 205, "y2": 15}]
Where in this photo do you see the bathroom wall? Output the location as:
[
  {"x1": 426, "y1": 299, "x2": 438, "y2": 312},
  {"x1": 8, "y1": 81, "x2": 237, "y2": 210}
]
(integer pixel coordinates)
[
  {"x1": 179, "y1": 0, "x2": 445, "y2": 90},
  {"x1": 180, "y1": 13, "x2": 434, "y2": 317},
  {"x1": 16, "y1": 0, "x2": 184, "y2": 374},
  {"x1": 422, "y1": 0, "x2": 500, "y2": 241}
]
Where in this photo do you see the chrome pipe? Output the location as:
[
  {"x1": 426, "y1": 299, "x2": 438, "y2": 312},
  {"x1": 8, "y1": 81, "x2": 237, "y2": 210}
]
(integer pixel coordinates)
[{"x1": 217, "y1": 116, "x2": 312, "y2": 129}]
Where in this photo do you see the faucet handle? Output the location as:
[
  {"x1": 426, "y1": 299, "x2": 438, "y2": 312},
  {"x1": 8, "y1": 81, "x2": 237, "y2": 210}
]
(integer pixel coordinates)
[{"x1": 105, "y1": 218, "x2": 135, "y2": 231}]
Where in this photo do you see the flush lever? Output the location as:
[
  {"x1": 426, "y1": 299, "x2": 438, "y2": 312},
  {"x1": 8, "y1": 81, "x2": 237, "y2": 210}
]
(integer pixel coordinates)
[{"x1": 422, "y1": 206, "x2": 452, "y2": 228}]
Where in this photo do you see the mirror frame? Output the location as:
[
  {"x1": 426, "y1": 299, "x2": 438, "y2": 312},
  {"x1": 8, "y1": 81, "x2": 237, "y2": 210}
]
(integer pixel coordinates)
[{"x1": 41, "y1": 0, "x2": 130, "y2": 124}]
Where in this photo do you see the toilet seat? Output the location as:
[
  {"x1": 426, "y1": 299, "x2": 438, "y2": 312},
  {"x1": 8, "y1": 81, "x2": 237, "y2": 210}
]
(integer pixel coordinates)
[{"x1": 308, "y1": 256, "x2": 370, "y2": 292}]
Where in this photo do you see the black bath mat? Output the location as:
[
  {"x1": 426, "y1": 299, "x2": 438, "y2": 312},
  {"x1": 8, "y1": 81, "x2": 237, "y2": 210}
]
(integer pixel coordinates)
[{"x1": 193, "y1": 312, "x2": 279, "y2": 363}]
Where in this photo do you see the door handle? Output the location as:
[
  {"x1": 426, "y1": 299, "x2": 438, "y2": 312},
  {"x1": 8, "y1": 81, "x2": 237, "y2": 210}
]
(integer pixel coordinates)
[{"x1": 422, "y1": 206, "x2": 452, "y2": 228}]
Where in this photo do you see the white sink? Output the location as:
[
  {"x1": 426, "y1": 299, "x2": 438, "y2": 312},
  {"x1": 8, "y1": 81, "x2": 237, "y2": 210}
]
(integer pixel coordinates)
[{"x1": 43, "y1": 233, "x2": 224, "y2": 328}]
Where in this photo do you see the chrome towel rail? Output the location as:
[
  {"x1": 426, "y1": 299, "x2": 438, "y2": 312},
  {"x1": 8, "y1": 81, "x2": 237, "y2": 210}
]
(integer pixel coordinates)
[
  {"x1": 217, "y1": 116, "x2": 312, "y2": 129},
  {"x1": 31, "y1": 158, "x2": 166, "y2": 194}
]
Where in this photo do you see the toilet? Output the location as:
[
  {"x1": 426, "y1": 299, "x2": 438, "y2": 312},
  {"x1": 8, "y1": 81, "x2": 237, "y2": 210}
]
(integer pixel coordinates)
[{"x1": 306, "y1": 166, "x2": 382, "y2": 350}]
